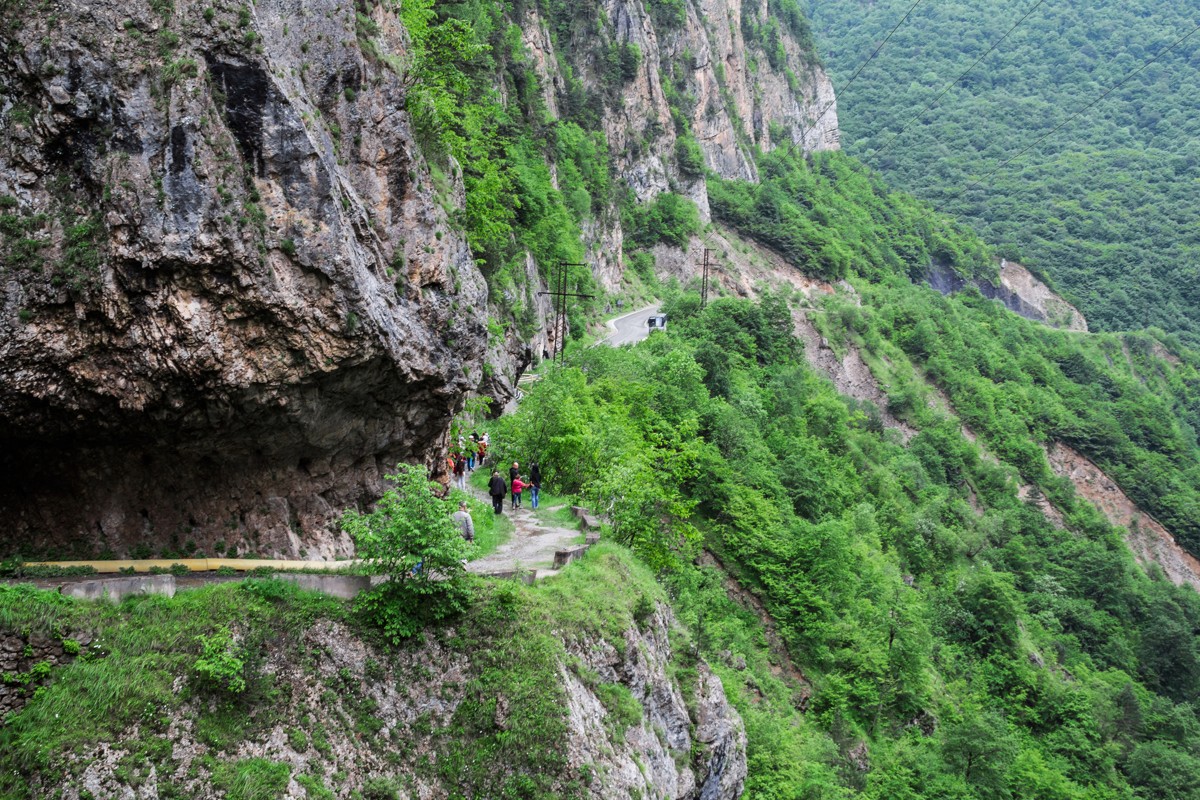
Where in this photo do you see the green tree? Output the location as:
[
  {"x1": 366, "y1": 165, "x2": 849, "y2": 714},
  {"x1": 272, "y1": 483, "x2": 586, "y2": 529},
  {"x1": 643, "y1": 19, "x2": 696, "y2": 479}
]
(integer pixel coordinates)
[{"x1": 341, "y1": 464, "x2": 472, "y2": 642}]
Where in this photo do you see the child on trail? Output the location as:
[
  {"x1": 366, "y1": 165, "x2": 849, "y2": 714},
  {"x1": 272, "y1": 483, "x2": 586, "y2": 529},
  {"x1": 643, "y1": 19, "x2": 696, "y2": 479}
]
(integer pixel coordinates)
[
  {"x1": 488, "y1": 470, "x2": 507, "y2": 515},
  {"x1": 529, "y1": 462, "x2": 541, "y2": 509},
  {"x1": 511, "y1": 474, "x2": 526, "y2": 509}
]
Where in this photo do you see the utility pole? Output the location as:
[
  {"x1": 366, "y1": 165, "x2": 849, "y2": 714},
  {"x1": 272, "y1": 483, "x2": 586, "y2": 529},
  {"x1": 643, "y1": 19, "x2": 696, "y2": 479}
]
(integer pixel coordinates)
[
  {"x1": 537, "y1": 262, "x2": 594, "y2": 364},
  {"x1": 699, "y1": 248, "x2": 711, "y2": 308}
]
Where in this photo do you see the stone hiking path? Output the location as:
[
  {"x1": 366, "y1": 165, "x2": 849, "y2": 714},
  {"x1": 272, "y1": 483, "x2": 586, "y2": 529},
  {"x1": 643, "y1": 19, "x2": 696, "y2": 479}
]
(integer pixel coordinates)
[{"x1": 464, "y1": 481, "x2": 585, "y2": 580}]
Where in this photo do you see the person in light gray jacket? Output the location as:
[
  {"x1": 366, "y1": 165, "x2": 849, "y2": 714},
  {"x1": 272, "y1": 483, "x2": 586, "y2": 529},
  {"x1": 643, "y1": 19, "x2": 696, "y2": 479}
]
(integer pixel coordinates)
[{"x1": 452, "y1": 501, "x2": 475, "y2": 542}]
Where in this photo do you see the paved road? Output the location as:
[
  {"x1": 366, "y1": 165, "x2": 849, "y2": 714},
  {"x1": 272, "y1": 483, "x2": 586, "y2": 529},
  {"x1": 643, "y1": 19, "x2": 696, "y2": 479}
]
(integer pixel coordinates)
[{"x1": 602, "y1": 304, "x2": 661, "y2": 346}]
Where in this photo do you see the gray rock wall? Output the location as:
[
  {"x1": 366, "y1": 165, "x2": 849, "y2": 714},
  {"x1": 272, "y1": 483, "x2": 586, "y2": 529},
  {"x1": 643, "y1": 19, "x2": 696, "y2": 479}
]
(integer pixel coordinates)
[{"x1": 0, "y1": 0, "x2": 487, "y2": 557}]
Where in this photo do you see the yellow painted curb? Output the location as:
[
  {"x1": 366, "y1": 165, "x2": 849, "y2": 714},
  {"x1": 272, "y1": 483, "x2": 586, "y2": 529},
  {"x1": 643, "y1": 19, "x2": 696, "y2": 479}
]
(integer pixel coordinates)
[{"x1": 23, "y1": 558, "x2": 364, "y2": 574}]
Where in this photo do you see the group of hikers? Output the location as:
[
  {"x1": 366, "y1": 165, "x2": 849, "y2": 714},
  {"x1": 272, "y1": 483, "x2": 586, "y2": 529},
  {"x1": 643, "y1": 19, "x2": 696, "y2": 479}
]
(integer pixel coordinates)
[
  {"x1": 446, "y1": 431, "x2": 544, "y2": 550},
  {"x1": 487, "y1": 460, "x2": 541, "y2": 514},
  {"x1": 448, "y1": 431, "x2": 489, "y2": 491}
]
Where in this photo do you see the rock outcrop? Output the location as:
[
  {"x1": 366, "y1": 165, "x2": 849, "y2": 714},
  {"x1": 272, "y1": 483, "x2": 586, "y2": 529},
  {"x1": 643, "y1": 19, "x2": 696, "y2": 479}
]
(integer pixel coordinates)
[
  {"x1": 563, "y1": 604, "x2": 747, "y2": 799},
  {"x1": 0, "y1": 0, "x2": 840, "y2": 557},
  {"x1": 1046, "y1": 442, "x2": 1200, "y2": 590},
  {"x1": 0, "y1": 0, "x2": 487, "y2": 557},
  {"x1": 927, "y1": 259, "x2": 1088, "y2": 332},
  {"x1": 521, "y1": 0, "x2": 839, "y2": 291},
  {"x1": 34, "y1": 602, "x2": 746, "y2": 800}
]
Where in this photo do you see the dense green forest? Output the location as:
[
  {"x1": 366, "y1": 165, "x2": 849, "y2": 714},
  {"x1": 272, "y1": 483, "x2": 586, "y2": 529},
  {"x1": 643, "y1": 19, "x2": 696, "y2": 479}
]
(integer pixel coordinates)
[
  {"x1": 395, "y1": 5, "x2": 1200, "y2": 794},
  {"x1": 805, "y1": 0, "x2": 1200, "y2": 346},
  {"x1": 492, "y1": 289, "x2": 1200, "y2": 799},
  {"x1": 8, "y1": 0, "x2": 1200, "y2": 797},
  {"x1": 710, "y1": 147, "x2": 1200, "y2": 554}
]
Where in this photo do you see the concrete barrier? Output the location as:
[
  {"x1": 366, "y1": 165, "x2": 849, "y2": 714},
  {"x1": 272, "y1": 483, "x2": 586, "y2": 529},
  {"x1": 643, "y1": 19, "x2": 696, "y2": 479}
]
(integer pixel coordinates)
[
  {"x1": 585, "y1": 533, "x2": 601, "y2": 545},
  {"x1": 553, "y1": 546, "x2": 590, "y2": 569},
  {"x1": 480, "y1": 568, "x2": 537, "y2": 585},
  {"x1": 61, "y1": 575, "x2": 176, "y2": 603},
  {"x1": 579, "y1": 513, "x2": 602, "y2": 532},
  {"x1": 274, "y1": 573, "x2": 373, "y2": 600}
]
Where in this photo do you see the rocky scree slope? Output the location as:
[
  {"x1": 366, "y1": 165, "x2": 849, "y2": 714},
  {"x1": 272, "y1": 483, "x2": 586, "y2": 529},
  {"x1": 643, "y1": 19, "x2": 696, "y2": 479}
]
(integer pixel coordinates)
[{"x1": 0, "y1": 0, "x2": 487, "y2": 558}]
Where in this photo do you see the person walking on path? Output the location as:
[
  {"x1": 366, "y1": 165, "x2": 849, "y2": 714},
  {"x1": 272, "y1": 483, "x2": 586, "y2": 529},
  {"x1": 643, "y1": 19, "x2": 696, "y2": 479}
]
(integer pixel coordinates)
[
  {"x1": 529, "y1": 462, "x2": 542, "y2": 509},
  {"x1": 452, "y1": 500, "x2": 475, "y2": 543},
  {"x1": 509, "y1": 461, "x2": 520, "y2": 483},
  {"x1": 453, "y1": 453, "x2": 467, "y2": 490},
  {"x1": 511, "y1": 474, "x2": 526, "y2": 509},
  {"x1": 488, "y1": 470, "x2": 507, "y2": 515}
]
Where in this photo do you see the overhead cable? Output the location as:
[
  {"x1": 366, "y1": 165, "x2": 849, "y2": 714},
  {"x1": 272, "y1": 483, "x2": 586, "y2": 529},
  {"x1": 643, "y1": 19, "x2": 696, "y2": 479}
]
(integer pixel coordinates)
[
  {"x1": 955, "y1": 19, "x2": 1200, "y2": 198},
  {"x1": 871, "y1": 0, "x2": 1049, "y2": 161}
]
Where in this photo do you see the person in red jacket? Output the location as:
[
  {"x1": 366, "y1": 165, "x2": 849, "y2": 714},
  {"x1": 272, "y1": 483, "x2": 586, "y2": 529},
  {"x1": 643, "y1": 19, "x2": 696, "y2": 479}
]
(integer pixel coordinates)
[{"x1": 511, "y1": 474, "x2": 526, "y2": 509}]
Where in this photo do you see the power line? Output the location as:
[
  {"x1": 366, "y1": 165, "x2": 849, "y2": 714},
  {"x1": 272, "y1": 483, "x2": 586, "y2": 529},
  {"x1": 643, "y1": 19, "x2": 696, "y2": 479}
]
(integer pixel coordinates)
[
  {"x1": 955, "y1": 19, "x2": 1200, "y2": 199},
  {"x1": 792, "y1": 0, "x2": 927, "y2": 156},
  {"x1": 871, "y1": 0, "x2": 1049, "y2": 162}
]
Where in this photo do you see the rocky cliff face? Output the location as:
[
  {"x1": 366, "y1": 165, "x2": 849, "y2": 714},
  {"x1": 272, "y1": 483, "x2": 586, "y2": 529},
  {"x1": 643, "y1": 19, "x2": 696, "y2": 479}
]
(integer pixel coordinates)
[
  {"x1": 0, "y1": 0, "x2": 487, "y2": 557},
  {"x1": 34, "y1": 600, "x2": 746, "y2": 800},
  {"x1": 519, "y1": 0, "x2": 838, "y2": 291},
  {"x1": 927, "y1": 259, "x2": 1088, "y2": 332},
  {"x1": 0, "y1": 0, "x2": 838, "y2": 558}
]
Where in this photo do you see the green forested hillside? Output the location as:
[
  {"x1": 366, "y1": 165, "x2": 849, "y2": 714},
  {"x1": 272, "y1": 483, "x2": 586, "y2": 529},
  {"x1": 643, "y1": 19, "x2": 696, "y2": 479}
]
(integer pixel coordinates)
[
  {"x1": 806, "y1": 0, "x2": 1200, "y2": 345},
  {"x1": 496, "y1": 286, "x2": 1200, "y2": 799}
]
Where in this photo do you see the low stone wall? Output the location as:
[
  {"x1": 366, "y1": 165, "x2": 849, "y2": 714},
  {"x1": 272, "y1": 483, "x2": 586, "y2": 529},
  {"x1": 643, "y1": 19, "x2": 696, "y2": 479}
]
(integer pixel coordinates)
[
  {"x1": 0, "y1": 631, "x2": 87, "y2": 718},
  {"x1": 61, "y1": 575, "x2": 176, "y2": 603},
  {"x1": 554, "y1": 546, "x2": 590, "y2": 569},
  {"x1": 275, "y1": 573, "x2": 374, "y2": 600}
]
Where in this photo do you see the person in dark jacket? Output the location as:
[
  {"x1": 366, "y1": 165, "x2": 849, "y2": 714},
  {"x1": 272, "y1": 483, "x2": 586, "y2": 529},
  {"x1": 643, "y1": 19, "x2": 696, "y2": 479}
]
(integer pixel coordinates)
[
  {"x1": 488, "y1": 470, "x2": 507, "y2": 515},
  {"x1": 509, "y1": 461, "x2": 520, "y2": 483},
  {"x1": 529, "y1": 462, "x2": 542, "y2": 509}
]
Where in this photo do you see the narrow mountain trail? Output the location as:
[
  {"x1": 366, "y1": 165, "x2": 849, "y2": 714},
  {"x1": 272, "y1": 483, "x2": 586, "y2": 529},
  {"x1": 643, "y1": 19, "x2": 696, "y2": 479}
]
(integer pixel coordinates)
[{"x1": 464, "y1": 481, "x2": 584, "y2": 579}]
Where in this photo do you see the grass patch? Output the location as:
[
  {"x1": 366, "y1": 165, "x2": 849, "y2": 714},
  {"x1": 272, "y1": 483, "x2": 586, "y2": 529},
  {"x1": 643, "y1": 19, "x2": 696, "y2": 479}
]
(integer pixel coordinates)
[
  {"x1": 449, "y1": 485, "x2": 511, "y2": 559},
  {"x1": 432, "y1": 544, "x2": 659, "y2": 798},
  {"x1": 0, "y1": 581, "x2": 346, "y2": 788},
  {"x1": 213, "y1": 758, "x2": 292, "y2": 800},
  {"x1": 532, "y1": 500, "x2": 578, "y2": 529}
]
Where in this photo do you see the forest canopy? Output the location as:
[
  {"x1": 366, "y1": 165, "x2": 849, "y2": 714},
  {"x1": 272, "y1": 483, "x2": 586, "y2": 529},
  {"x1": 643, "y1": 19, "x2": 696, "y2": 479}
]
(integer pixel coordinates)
[{"x1": 806, "y1": 0, "x2": 1200, "y2": 346}]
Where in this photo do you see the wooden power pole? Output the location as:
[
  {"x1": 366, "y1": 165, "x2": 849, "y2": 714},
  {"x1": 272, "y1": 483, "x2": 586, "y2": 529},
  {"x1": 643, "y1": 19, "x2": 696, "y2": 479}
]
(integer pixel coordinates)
[{"x1": 537, "y1": 262, "x2": 594, "y2": 364}]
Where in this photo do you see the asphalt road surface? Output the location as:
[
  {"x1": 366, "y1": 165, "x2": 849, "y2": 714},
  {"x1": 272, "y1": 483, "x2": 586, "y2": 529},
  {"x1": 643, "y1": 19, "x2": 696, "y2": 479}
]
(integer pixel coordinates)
[{"x1": 602, "y1": 304, "x2": 661, "y2": 346}]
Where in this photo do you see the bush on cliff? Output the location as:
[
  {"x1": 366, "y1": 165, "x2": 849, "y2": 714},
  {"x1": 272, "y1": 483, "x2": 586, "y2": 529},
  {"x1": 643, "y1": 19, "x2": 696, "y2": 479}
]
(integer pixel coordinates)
[{"x1": 341, "y1": 464, "x2": 472, "y2": 643}]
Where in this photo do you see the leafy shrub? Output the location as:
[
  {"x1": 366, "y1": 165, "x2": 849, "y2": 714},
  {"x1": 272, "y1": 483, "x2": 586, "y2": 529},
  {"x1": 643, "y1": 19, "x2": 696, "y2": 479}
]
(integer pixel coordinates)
[
  {"x1": 213, "y1": 758, "x2": 290, "y2": 800},
  {"x1": 341, "y1": 464, "x2": 472, "y2": 643},
  {"x1": 362, "y1": 777, "x2": 400, "y2": 800},
  {"x1": 625, "y1": 192, "x2": 702, "y2": 250},
  {"x1": 193, "y1": 627, "x2": 247, "y2": 695},
  {"x1": 675, "y1": 135, "x2": 705, "y2": 177}
]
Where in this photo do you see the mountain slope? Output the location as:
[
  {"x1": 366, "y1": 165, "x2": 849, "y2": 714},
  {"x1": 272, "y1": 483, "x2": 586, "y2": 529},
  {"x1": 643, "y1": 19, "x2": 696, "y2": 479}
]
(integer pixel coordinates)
[{"x1": 807, "y1": 0, "x2": 1200, "y2": 346}]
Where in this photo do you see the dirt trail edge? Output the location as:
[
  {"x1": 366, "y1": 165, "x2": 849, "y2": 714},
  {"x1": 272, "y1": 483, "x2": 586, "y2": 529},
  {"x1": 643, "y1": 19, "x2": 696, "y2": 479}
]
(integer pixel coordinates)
[{"x1": 465, "y1": 483, "x2": 583, "y2": 579}]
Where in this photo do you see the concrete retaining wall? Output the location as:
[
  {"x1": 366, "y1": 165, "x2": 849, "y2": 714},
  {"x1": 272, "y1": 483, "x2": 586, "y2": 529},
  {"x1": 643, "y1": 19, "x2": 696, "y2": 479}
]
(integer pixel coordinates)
[
  {"x1": 553, "y1": 546, "x2": 590, "y2": 569},
  {"x1": 274, "y1": 573, "x2": 374, "y2": 600},
  {"x1": 61, "y1": 575, "x2": 176, "y2": 603}
]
